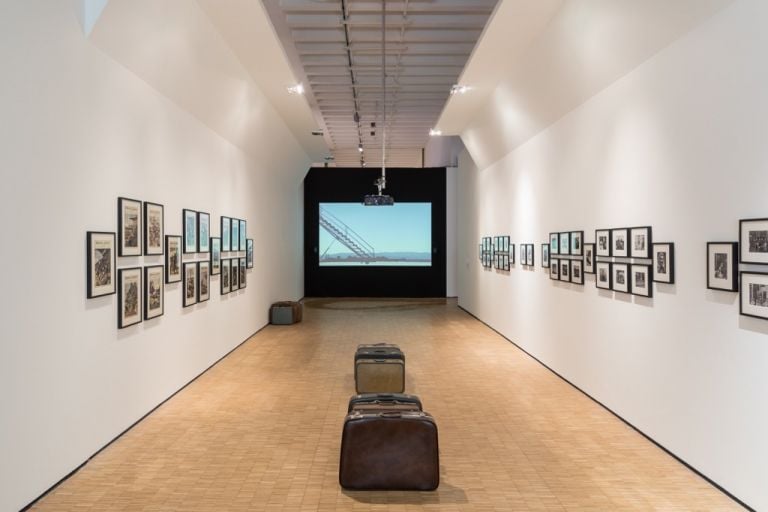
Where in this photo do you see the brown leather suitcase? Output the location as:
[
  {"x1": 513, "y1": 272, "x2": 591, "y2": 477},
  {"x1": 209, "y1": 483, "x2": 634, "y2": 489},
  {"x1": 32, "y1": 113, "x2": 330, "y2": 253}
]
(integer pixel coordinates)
[
  {"x1": 355, "y1": 359, "x2": 405, "y2": 393},
  {"x1": 270, "y1": 301, "x2": 303, "y2": 324},
  {"x1": 339, "y1": 411, "x2": 439, "y2": 490}
]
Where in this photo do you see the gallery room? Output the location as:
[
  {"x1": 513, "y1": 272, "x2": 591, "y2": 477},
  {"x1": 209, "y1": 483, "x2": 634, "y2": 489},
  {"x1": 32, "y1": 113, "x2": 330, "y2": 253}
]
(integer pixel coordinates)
[{"x1": 2, "y1": 0, "x2": 767, "y2": 510}]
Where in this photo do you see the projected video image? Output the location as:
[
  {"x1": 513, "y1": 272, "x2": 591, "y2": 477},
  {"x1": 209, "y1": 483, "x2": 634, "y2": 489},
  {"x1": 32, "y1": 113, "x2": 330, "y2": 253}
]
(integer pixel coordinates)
[{"x1": 319, "y1": 202, "x2": 431, "y2": 266}]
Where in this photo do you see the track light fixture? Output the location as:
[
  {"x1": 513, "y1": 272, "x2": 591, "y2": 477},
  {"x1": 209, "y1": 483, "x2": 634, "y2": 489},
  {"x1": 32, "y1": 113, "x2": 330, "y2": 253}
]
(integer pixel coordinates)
[
  {"x1": 450, "y1": 84, "x2": 471, "y2": 95},
  {"x1": 286, "y1": 83, "x2": 304, "y2": 95}
]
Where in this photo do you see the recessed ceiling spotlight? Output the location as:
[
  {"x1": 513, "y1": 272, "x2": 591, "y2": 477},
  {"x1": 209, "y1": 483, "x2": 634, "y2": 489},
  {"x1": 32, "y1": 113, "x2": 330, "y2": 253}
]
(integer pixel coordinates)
[
  {"x1": 429, "y1": 128, "x2": 442, "y2": 136},
  {"x1": 358, "y1": 144, "x2": 364, "y2": 152},
  {"x1": 450, "y1": 84, "x2": 471, "y2": 95},
  {"x1": 287, "y1": 83, "x2": 304, "y2": 95}
]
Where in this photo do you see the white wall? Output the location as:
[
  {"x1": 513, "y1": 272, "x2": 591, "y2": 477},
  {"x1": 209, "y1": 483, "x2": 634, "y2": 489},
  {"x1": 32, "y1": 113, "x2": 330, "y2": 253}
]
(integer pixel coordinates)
[
  {"x1": 0, "y1": 1, "x2": 309, "y2": 511},
  {"x1": 457, "y1": 0, "x2": 768, "y2": 509}
]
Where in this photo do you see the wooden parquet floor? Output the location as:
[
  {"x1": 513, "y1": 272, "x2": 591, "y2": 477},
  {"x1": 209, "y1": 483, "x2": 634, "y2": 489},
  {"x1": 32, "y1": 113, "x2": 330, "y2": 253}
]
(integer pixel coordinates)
[{"x1": 33, "y1": 298, "x2": 742, "y2": 511}]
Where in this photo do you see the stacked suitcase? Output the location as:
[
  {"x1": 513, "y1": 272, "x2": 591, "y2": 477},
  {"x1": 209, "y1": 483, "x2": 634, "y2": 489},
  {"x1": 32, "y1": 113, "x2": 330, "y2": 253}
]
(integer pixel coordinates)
[{"x1": 339, "y1": 344, "x2": 440, "y2": 491}]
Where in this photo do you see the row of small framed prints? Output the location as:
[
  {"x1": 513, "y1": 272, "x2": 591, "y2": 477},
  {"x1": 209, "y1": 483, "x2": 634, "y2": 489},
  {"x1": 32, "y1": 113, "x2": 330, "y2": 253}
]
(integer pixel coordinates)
[{"x1": 550, "y1": 227, "x2": 652, "y2": 259}]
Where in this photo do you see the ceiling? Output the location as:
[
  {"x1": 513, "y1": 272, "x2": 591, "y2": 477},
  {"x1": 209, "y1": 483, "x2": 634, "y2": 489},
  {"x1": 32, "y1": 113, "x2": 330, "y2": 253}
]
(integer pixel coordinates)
[{"x1": 262, "y1": 0, "x2": 499, "y2": 168}]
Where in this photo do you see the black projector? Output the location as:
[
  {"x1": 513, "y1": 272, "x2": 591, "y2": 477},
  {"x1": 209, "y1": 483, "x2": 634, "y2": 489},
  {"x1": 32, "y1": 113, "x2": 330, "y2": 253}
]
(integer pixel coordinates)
[{"x1": 363, "y1": 194, "x2": 394, "y2": 206}]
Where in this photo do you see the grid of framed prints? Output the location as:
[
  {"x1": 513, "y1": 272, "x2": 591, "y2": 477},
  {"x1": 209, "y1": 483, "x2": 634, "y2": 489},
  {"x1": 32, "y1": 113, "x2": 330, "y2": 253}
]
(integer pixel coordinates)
[
  {"x1": 118, "y1": 267, "x2": 142, "y2": 328},
  {"x1": 493, "y1": 236, "x2": 511, "y2": 270},
  {"x1": 247, "y1": 239, "x2": 254, "y2": 268},
  {"x1": 550, "y1": 231, "x2": 584, "y2": 257},
  {"x1": 87, "y1": 231, "x2": 116, "y2": 298},
  {"x1": 541, "y1": 244, "x2": 550, "y2": 268},
  {"x1": 707, "y1": 242, "x2": 738, "y2": 292},
  {"x1": 144, "y1": 265, "x2": 164, "y2": 320},
  {"x1": 480, "y1": 237, "x2": 493, "y2": 268},
  {"x1": 584, "y1": 243, "x2": 595, "y2": 274},
  {"x1": 520, "y1": 244, "x2": 534, "y2": 266}
]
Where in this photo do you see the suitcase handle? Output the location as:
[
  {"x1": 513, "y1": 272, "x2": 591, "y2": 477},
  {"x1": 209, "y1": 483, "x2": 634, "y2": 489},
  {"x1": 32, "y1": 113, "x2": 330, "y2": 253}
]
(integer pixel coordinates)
[
  {"x1": 379, "y1": 411, "x2": 402, "y2": 418},
  {"x1": 373, "y1": 359, "x2": 387, "y2": 363}
]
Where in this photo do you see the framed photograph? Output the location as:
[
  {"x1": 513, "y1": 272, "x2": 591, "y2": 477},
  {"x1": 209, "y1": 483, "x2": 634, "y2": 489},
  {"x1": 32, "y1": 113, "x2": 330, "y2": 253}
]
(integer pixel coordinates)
[
  {"x1": 560, "y1": 259, "x2": 571, "y2": 282},
  {"x1": 239, "y1": 219, "x2": 246, "y2": 252},
  {"x1": 740, "y1": 272, "x2": 768, "y2": 319},
  {"x1": 707, "y1": 242, "x2": 738, "y2": 292},
  {"x1": 596, "y1": 261, "x2": 612, "y2": 290},
  {"x1": 559, "y1": 232, "x2": 570, "y2": 256},
  {"x1": 612, "y1": 262, "x2": 630, "y2": 293},
  {"x1": 740, "y1": 218, "x2": 768, "y2": 264},
  {"x1": 183, "y1": 262, "x2": 197, "y2": 307},
  {"x1": 117, "y1": 267, "x2": 142, "y2": 328},
  {"x1": 87, "y1": 231, "x2": 116, "y2": 298},
  {"x1": 584, "y1": 243, "x2": 595, "y2": 274},
  {"x1": 197, "y1": 211, "x2": 210, "y2": 253},
  {"x1": 221, "y1": 259, "x2": 231, "y2": 294},
  {"x1": 239, "y1": 258, "x2": 246, "y2": 289},
  {"x1": 570, "y1": 231, "x2": 583, "y2": 256},
  {"x1": 526, "y1": 244, "x2": 534, "y2": 266},
  {"x1": 247, "y1": 239, "x2": 254, "y2": 268},
  {"x1": 165, "y1": 235, "x2": 182, "y2": 283},
  {"x1": 612, "y1": 228, "x2": 629, "y2": 258},
  {"x1": 630, "y1": 226, "x2": 652, "y2": 259},
  {"x1": 231, "y1": 257, "x2": 239, "y2": 289},
  {"x1": 571, "y1": 259, "x2": 584, "y2": 285},
  {"x1": 144, "y1": 265, "x2": 164, "y2": 320},
  {"x1": 596, "y1": 229, "x2": 611, "y2": 257},
  {"x1": 631, "y1": 264, "x2": 652, "y2": 297},
  {"x1": 118, "y1": 197, "x2": 142, "y2": 256},
  {"x1": 198, "y1": 261, "x2": 210, "y2": 302},
  {"x1": 520, "y1": 244, "x2": 526, "y2": 265},
  {"x1": 550, "y1": 233, "x2": 559, "y2": 255},
  {"x1": 183, "y1": 209, "x2": 197, "y2": 254},
  {"x1": 221, "y1": 216, "x2": 231, "y2": 252},
  {"x1": 509, "y1": 244, "x2": 515, "y2": 265},
  {"x1": 652, "y1": 243, "x2": 675, "y2": 284},
  {"x1": 231, "y1": 219, "x2": 240, "y2": 253},
  {"x1": 542, "y1": 244, "x2": 550, "y2": 268},
  {"x1": 550, "y1": 259, "x2": 560, "y2": 280},
  {"x1": 211, "y1": 237, "x2": 221, "y2": 275},
  {"x1": 143, "y1": 202, "x2": 164, "y2": 255}
]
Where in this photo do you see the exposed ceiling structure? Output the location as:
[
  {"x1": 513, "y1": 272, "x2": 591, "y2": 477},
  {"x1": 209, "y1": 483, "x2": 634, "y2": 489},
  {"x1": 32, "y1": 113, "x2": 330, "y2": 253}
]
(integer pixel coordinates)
[{"x1": 262, "y1": 0, "x2": 498, "y2": 168}]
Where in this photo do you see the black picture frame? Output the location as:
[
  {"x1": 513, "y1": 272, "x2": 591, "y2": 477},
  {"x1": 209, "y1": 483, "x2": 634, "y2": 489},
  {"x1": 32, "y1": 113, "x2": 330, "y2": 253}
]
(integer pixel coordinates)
[
  {"x1": 571, "y1": 259, "x2": 584, "y2": 285},
  {"x1": 183, "y1": 209, "x2": 197, "y2": 254},
  {"x1": 560, "y1": 259, "x2": 570, "y2": 282},
  {"x1": 165, "y1": 235, "x2": 182, "y2": 283},
  {"x1": 520, "y1": 244, "x2": 526, "y2": 265},
  {"x1": 183, "y1": 261, "x2": 197, "y2": 307},
  {"x1": 612, "y1": 228, "x2": 629, "y2": 258},
  {"x1": 86, "y1": 231, "x2": 116, "y2": 298},
  {"x1": 197, "y1": 211, "x2": 210, "y2": 253},
  {"x1": 559, "y1": 232, "x2": 570, "y2": 256},
  {"x1": 542, "y1": 244, "x2": 550, "y2": 268},
  {"x1": 595, "y1": 229, "x2": 611, "y2": 257},
  {"x1": 247, "y1": 239, "x2": 254, "y2": 268},
  {"x1": 550, "y1": 258, "x2": 560, "y2": 280},
  {"x1": 570, "y1": 231, "x2": 583, "y2": 256},
  {"x1": 198, "y1": 261, "x2": 210, "y2": 302},
  {"x1": 231, "y1": 218, "x2": 240, "y2": 253},
  {"x1": 239, "y1": 258, "x2": 246, "y2": 289},
  {"x1": 231, "y1": 256, "x2": 240, "y2": 289},
  {"x1": 117, "y1": 267, "x2": 142, "y2": 328},
  {"x1": 118, "y1": 197, "x2": 142, "y2": 256},
  {"x1": 630, "y1": 226, "x2": 652, "y2": 259},
  {"x1": 239, "y1": 219, "x2": 246, "y2": 252},
  {"x1": 143, "y1": 201, "x2": 164, "y2": 256},
  {"x1": 584, "y1": 243, "x2": 595, "y2": 274},
  {"x1": 596, "y1": 261, "x2": 612, "y2": 290},
  {"x1": 221, "y1": 259, "x2": 231, "y2": 295},
  {"x1": 211, "y1": 237, "x2": 221, "y2": 275},
  {"x1": 526, "y1": 244, "x2": 534, "y2": 267},
  {"x1": 550, "y1": 233, "x2": 559, "y2": 255},
  {"x1": 740, "y1": 271, "x2": 768, "y2": 319},
  {"x1": 707, "y1": 242, "x2": 739, "y2": 292},
  {"x1": 739, "y1": 218, "x2": 768, "y2": 265},
  {"x1": 612, "y1": 262, "x2": 630, "y2": 293},
  {"x1": 143, "y1": 265, "x2": 164, "y2": 320},
  {"x1": 630, "y1": 264, "x2": 653, "y2": 297},
  {"x1": 652, "y1": 243, "x2": 675, "y2": 284},
  {"x1": 221, "y1": 216, "x2": 231, "y2": 252}
]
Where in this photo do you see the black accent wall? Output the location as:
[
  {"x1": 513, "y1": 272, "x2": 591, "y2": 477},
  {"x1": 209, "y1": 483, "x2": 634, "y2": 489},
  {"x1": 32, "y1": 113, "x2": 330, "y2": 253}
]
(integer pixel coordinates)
[{"x1": 304, "y1": 167, "x2": 447, "y2": 297}]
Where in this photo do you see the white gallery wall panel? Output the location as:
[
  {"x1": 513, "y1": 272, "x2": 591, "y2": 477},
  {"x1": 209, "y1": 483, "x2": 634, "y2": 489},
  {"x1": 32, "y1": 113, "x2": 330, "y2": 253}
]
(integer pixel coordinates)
[
  {"x1": 0, "y1": 1, "x2": 309, "y2": 510},
  {"x1": 457, "y1": 0, "x2": 768, "y2": 509}
]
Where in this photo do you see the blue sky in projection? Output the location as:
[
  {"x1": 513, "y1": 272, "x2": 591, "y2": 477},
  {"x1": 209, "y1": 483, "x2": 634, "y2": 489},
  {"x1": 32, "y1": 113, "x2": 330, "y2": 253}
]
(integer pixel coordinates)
[{"x1": 319, "y1": 202, "x2": 431, "y2": 262}]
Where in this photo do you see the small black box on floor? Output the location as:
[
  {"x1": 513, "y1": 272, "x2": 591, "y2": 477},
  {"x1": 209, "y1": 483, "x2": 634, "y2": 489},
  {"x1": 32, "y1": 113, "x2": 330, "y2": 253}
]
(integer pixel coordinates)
[{"x1": 270, "y1": 301, "x2": 303, "y2": 325}]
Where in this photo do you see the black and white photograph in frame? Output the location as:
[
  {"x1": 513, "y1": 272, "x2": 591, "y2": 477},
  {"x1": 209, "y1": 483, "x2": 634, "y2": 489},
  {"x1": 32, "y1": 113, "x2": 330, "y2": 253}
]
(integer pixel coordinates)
[
  {"x1": 526, "y1": 244, "x2": 534, "y2": 266},
  {"x1": 652, "y1": 243, "x2": 675, "y2": 284},
  {"x1": 571, "y1": 259, "x2": 584, "y2": 285},
  {"x1": 165, "y1": 235, "x2": 182, "y2": 283},
  {"x1": 247, "y1": 239, "x2": 254, "y2": 268},
  {"x1": 550, "y1": 259, "x2": 560, "y2": 280},
  {"x1": 231, "y1": 256, "x2": 239, "y2": 289},
  {"x1": 118, "y1": 197, "x2": 142, "y2": 256},
  {"x1": 559, "y1": 232, "x2": 570, "y2": 256},
  {"x1": 520, "y1": 244, "x2": 526, "y2": 265},
  {"x1": 144, "y1": 265, "x2": 164, "y2": 320},
  {"x1": 542, "y1": 244, "x2": 550, "y2": 268},
  {"x1": 707, "y1": 242, "x2": 739, "y2": 292},
  {"x1": 221, "y1": 259, "x2": 231, "y2": 295},
  {"x1": 612, "y1": 262, "x2": 630, "y2": 293},
  {"x1": 595, "y1": 229, "x2": 611, "y2": 257},
  {"x1": 560, "y1": 259, "x2": 571, "y2": 282},
  {"x1": 197, "y1": 211, "x2": 210, "y2": 253},
  {"x1": 183, "y1": 261, "x2": 197, "y2": 307},
  {"x1": 509, "y1": 243, "x2": 515, "y2": 265},
  {"x1": 631, "y1": 264, "x2": 652, "y2": 297},
  {"x1": 239, "y1": 219, "x2": 246, "y2": 252},
  {"x1": 630, "y1": 226, "x2": 652, "y2": 259},
  {"x1": 596, "y1": 261, "x2": 612, "y2": 290},
  {"x1": 183, "y1": 209, "x2": 197, "y2": 254},
  {"x1": 740, "y1": 271, "x2": 768, "y2": 320},
  {"x1": 612, "y1": 228, "x2": 629, "y2": 258},
  {"x1": 584, "y1": 243, "x2": 595, "y2": 274},
  {"x1": 118, "y1": 267, "x2": 142, "y2": 328},
  {"x1": 198, "y1": 261, "x2": 211, "y2": 302},
  {"x1": 550, "y1": 233, "x2": 559, "y2": 255},
  {"x1": 87, "y1": 231, "x2": 116, "y2": 298},
  {"x1": 570, "y1": 231, "x2": 583, "y2": 256},
  {"x1": 221, "y1": 216, "x2": 231, "y2": 252},
  {"x1": 239, "y1": 258, "x2": 246, "y2": 289},
  {"x1": 211, "y1": 237, "x2": 221, "y2": 275},
  {"x1": 143, "y1": 202, "x2": 164, "y2": 256},
  {"x1": 739, "y1": 218, "x2": 768, "y2": 265},
  {"x1": 231, "y1": 218, "x2": 240, "y2": 253}
]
